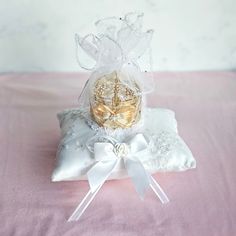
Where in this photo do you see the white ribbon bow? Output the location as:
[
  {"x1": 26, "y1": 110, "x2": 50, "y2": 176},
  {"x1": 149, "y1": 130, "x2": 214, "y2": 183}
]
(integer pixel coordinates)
[{"x1": 68, "y1": 134, "x2": 169, "y2": 222}]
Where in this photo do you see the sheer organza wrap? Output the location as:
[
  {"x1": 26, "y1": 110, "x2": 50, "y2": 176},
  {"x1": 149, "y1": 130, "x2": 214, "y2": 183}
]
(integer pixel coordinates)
[{"x1": 75, "y1": 12, "x2": 154, "y2": 109}]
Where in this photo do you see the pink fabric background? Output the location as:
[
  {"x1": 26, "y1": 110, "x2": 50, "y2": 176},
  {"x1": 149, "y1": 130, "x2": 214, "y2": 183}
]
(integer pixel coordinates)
[{"x1": 0, "y1": 72, "x2": 236, "y2": 236}]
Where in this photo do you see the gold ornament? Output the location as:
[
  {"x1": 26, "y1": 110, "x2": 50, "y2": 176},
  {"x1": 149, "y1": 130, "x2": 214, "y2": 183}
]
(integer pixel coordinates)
[{"x1": 90, "y1": 71, "x2": 142, "y2": 129}]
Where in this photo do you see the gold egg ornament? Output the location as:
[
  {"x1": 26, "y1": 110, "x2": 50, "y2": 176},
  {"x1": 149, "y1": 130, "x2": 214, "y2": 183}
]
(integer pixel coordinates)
[{"x1": 90, "y1": 71, "x2": 142, "y2": 129}]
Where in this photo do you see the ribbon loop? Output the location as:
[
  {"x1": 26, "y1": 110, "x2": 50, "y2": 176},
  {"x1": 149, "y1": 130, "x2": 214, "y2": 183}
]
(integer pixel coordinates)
[
  {"x1": 128, "y1": 133, "x2": 148, "y2": 153},
  {"x1": 94, "y1": 142, "x2": 117, "y2": 161}
]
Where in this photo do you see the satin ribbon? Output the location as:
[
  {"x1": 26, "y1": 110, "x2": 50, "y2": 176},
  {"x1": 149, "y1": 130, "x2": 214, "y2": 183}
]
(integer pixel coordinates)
[{"x1": 68, "y1": 134, "x2": 169, "y2": 222}]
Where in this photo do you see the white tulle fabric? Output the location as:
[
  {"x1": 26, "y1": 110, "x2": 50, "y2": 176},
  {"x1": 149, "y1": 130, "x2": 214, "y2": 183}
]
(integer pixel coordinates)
[
  {"x1": 76, "y1": 12, "x2": 155, "y2": 109},
  {"x1": 52, "y1": 107, "x2": 196, "y2": 182}
]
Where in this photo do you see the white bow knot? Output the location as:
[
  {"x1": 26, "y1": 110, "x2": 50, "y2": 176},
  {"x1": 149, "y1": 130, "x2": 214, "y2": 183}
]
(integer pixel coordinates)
[
  {"x1": 68, "y1": 133, "x2": 169, "y2": 222},
  {"x1": 88, "y1": 134, "x2": 151, "y2": 197}
]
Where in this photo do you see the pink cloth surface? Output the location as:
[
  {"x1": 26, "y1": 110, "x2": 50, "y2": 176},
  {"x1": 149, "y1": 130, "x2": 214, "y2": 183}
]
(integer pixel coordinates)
[{"x1": 0, "y1": 72, "x2": 236, "y2": 236}]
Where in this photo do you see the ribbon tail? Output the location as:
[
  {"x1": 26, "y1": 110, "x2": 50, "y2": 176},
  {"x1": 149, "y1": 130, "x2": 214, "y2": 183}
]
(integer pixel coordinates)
[
  {"x1": 68, "y1": 160, "x2": 118, "y2": 222},
  {"x1": 67, "y1": 183, "x2": 103, "y2": 222},
  {"x1": 125, "y1": 158, "x2": 150, "y2": 199},
  {"x1": 125, "y1": 157, "x2": 169, "y2": 203},
  {"x1": 149, "y1": 176, "x2": 169, "y2": 204}
]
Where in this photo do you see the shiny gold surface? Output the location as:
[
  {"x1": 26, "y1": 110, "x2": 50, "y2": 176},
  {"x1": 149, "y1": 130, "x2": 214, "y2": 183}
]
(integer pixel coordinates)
[{"x1": 90, "y1": 71, "x2": 142, "y2": 129}]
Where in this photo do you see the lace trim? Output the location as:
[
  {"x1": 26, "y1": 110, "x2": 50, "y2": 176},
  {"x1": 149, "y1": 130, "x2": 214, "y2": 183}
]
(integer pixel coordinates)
[
  {"x1": 149, "y1": 131, "x2": 181, "y2": 156},
  {"x1": 59, "y1": 108, "x2": 144, "y2": 138},
  {"x1": 58, "y1": 109, "x2": 184, "y2": 169},
  {"x1": 57, "y1": 108, "x2": 144, "y2": 152},
  {"x1": 144, "y1": 131, "x2": 183, "y2": 168}
]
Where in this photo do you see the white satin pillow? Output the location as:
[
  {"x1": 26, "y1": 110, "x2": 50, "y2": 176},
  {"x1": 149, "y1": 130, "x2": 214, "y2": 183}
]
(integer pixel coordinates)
[{"x1": 52, "y1": 108, "x2": 196, "y2": 182}]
